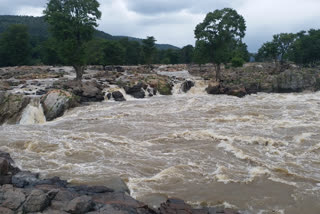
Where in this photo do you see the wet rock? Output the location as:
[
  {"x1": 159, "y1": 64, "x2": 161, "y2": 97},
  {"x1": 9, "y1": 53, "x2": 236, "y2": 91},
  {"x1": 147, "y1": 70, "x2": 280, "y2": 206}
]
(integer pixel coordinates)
[
  {"x1": 147, "y1": 88, "x2": 156, "y2": 97},
  {"x1": 206, "y1": 81, "x2": 221, "y2": 94},
  {"x1": 112, "y1": 91, "x2": 126, "y2": 102},
  {"x1": 0, "y1": 92, "x2": 31, "y2": 125},
  {"x1": 159, "y1": 198, "x2": 193, "y2": 214},
  {"x1": 12, "y1": 171, "x2": 40, "y2": 188},
  {"x1": 64, "y1": 195, "x2": 94, "y2": 214},
  {"x1": 106, "y1": 93, "x2": 112, "y2": 100},
  {"x1": 41, "y1": 89, "x2": 79, "y2": 121},
  {"x1": 124, "y1": 83, "x2": 146, "y2": 99},
  {"x1": 23, "y1": 189, "x2": 58, "y2": 213},
  {"x1": 181, "y1": 80, "x2": 195, "y2": 93},
  {"x1": 36, "y1": 89, "x2": 47, "y2": 96},
  {"x1": 226, "y1": 87, "x2": 247, "y2": 98},
  {"x1": 67, "y1": 185, "x2": 114, "y2": 195},
  {"x1": 104, "y1": 177, "x2": 130, "y2": 194},
  {"x1": 0, "y1": 158, "x2": 9, "y2": 176},
  {"x1": 80, "y1": 81, "x2": 104, "y2": 102}
]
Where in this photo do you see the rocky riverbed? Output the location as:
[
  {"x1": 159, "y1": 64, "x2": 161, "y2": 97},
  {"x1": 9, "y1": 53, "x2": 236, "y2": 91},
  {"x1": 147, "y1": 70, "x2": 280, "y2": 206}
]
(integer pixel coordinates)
[{"x1": 0, "y1": 150, "x2": 238, "y2": 213}]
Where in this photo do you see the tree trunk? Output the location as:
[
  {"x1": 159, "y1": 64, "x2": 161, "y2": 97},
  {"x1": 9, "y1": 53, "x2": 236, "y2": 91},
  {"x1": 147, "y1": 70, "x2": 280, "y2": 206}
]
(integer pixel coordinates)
[
  {"x1": 73, "y1": 65, "x2": 84, "y2": 81},
  {"x1": 215, "y1": 64, "x2": 221, "y2": 82}
]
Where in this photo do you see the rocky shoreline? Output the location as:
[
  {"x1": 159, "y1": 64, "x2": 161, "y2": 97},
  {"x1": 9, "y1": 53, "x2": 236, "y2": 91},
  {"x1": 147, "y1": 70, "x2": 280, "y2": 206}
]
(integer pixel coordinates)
[{"x1": 0, "y1": 151, "x2": 238, "y2": 214}]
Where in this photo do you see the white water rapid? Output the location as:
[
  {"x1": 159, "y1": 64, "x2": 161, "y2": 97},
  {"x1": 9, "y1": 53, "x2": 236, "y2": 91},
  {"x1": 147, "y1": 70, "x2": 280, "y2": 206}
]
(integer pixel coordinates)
[
  {"x1": 19, "y1": 98, "x2": 46, "y2": 125},
  {"x1": 1, "y1": 73, "x2": 320, "y2": 213}
]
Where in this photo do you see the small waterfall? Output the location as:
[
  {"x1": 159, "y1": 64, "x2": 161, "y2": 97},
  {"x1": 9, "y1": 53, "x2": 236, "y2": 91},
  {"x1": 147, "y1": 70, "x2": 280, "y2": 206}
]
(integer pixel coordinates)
[
  {"x1": 20, "y1": 98, "x2": 46, "y2": 125},
  {"x1": 187, "y1": 80, "x2": 208, "y2": 95},
  {"x1": 172, "y1": 79, "x2": 208, "y2": 95},
  {"x1": 104, "y1": 86, "x2": 135, "y2": 101}
]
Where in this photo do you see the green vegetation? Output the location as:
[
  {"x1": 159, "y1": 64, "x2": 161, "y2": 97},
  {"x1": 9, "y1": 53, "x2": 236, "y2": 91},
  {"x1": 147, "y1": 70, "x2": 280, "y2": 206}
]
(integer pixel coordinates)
[
  {"x1": 44, "y1": 0, "x2": 102, "y2": 80},
  {"x1": 142, "y1": 36, "x2": 157, "y2": 65},
  {"x1": 0, "y1": 24, "x2": 31, "y2": 66},
  {"x1": 257, "y1": 30, "x2": 320, "y2": 67},
  {"x1": 0, "y1": 5, "x2": 319, "y2": 73},
  {"x1": 194, "y1": 8, "x2": 247, "y2": 81}
]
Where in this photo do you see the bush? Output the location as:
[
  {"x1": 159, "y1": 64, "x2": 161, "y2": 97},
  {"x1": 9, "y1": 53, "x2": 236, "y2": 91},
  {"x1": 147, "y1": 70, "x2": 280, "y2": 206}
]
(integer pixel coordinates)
[{"x1": 231, "y1": 57, "x2": 245, "y2": 67}]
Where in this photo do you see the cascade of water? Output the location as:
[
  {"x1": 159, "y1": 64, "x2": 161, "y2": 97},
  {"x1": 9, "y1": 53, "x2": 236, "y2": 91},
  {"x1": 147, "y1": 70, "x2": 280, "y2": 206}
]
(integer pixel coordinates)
[{"x1": 20, "y1": 97, "x2": 46, "y2": 125}]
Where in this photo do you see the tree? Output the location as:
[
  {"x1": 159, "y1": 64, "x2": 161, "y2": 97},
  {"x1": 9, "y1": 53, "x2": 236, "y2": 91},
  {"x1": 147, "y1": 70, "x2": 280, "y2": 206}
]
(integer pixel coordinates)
[
  {"x1": 44, "y1": 0, "x2": 101, "y2": 80},
  {"x1": 290, "y1": 29, "x2": 320, "y2": 66},
  {"x1": 193, "y1": 40, "x2": 210, "y2": 70},
  {"x1": 102, "y1": 40, "x2": 125, "y2": 66},
  {"x1": 0, "y1": 24, "x2": 31, "y2": 66},
  {"x1": 194, "y1": 8, "x2": 246, "y2": 81},
  {"x1": 257, "y1": 41, "x2": 279, "y2": 63},
  {"x1": 180, "y1": 45, "x2": 194, "y2": 64},
  {"x1": 142, "y1": 36, "x2": 156, "y2": 65},
  {"x1": 273, "y1": 33, "x2": 296, "y2": 64}
]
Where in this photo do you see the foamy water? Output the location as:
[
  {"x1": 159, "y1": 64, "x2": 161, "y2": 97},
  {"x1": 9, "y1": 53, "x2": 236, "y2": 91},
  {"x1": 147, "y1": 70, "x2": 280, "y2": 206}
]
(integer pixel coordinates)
[{"x1": 1, "y1": 82, "x2": 320, "y2": 213}]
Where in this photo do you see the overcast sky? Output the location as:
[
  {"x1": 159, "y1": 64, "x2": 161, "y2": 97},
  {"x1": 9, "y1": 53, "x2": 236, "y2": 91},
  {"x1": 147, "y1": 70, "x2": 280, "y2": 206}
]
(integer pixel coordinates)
[{"x1": 1, "y1": 0, "x2": 320, "y2": 52}]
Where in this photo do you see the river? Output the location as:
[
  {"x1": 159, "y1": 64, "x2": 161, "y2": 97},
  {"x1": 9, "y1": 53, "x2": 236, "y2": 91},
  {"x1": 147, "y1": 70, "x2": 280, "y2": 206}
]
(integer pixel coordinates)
[{"x1": 1, "y1": 74, "x2": 320, "y2": 213}]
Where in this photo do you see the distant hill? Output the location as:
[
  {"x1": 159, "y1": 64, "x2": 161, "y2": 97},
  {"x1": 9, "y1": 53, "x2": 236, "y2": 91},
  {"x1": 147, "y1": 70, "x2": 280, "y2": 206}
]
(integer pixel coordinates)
[{"x1": 0, "y1": 15, "x2": 179, "y2": 50}]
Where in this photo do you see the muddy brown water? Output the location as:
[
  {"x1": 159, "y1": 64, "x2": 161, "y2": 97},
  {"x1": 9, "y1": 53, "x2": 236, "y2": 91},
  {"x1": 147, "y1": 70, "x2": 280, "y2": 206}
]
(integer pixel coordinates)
[{"x1": 1, "y1": 84, "x2": 320, "y2": 213}]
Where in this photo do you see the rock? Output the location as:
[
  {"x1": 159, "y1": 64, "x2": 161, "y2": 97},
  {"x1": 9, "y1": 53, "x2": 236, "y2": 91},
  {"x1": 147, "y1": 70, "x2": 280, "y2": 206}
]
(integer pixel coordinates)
[
  {"x1": 67, "y1": 185, "x2": 114, "y2": 195},
  {"x1": 0, "y1": 207, "x2": 14, "y2": 214},
  {"x1": 124, "y1": 83, "x2": 146, "y2": 99},
  {"x1": 0, "y1": 158, "x2": 9, "y2": 175},
  {"x1": 23, "y1": 189, "x2": 58, "y2": 213},
  {"x1": 64, "y1": 195, "x2": 94, "y2": 214},
  {"x1": 80, "y1": 81, "x2": 104, "y2": 102},
  {"x1": 41, "y1": 90, "x2": 78, "y2": 121},
  {"x1": 159, "y1": 198, "x2": 193, "y2": 213},
  {"x1": 106, "y1": 93, "x2": 112, "y2": 100},
  {"x1": 12, "y1": 171, "x2": 40, "y2": 188},
  {"x1": 206, "y1": 81, "x2": 221, "y2": 94},
  {"x1": 36, "y1": 89, "x2": 47, "y2": 96},
  {"x1": 181, "y1": 80, "x2": 195, "y2": 93},
  {"x1": 0, "y1": 92, "x2": 31, "y2": 125},
  {"x1": 227, "y1": 87, "x2": 247, "y2": 98},
  {"x1": 273, "y1": 69, "x2": 315, "y2": 93},
  {"x1": 0, "y1": 185, "x2": 26, "y2": 211},
  {"x1": 112, "y1": 91, "x2": 126, "y2": 102},
  {"x1": 104, "y1": 177, "x2": 130, "y2": 194}
]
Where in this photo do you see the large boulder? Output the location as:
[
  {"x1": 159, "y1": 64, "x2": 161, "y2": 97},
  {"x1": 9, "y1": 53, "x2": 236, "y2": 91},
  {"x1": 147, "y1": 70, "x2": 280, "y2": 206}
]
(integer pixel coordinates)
[
  {"x1": 41, "y1": 90, "x2": 79, "y2": 121},
  {"x1": 112, "y1": 91, "x2": 126, "y2": 102},
  {"x1": 54, "y1": 80, "x2": 104, "y2": 102},
  {"x1": 181, "y1": 80, "x2": 195, "y2": 93},
  {"x1": 206, "y1": 81, "x2": 221, "y2": 94},
  {"x1": 0, "y1": 92, "x2": 31, "y2": 125},
  {"x1": 273, "y1": 69, "x2": 318, "y2": 93},
  {"x1": 124, "y1": 83, "x2": 146, "y2": 99}
]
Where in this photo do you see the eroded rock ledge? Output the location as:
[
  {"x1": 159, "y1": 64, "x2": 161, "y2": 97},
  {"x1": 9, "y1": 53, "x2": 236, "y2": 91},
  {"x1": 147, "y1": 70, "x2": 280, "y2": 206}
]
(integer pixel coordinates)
[{"x1": 0, "y1": 151, "x2": 238, "y2": 214}]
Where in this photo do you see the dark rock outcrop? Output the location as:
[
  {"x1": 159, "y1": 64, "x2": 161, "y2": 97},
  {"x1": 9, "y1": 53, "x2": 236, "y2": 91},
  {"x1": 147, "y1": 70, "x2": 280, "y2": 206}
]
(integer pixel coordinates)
[
  {"x1": 181, "y1": 80, "x2": 195, "y2": 93},
  {"x1": 112, "y1": 91, "x2": 126, "y2": 102},
  {"x1": 124, "y1": 83, "x2": 146, "y2": 99}
]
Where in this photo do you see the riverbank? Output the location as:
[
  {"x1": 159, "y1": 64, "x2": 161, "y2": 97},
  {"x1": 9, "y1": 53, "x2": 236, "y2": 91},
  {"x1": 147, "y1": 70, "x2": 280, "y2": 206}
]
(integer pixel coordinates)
[{"x1": 0, "y1": 150, "x2": 238, "y2": 213}]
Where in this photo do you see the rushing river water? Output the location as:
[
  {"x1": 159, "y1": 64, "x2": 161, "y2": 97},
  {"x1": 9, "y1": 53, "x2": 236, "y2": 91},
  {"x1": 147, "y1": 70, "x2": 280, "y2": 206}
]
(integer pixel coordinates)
[{"x1": 1, "y1": 76, "x2": 320, "y2": 213}]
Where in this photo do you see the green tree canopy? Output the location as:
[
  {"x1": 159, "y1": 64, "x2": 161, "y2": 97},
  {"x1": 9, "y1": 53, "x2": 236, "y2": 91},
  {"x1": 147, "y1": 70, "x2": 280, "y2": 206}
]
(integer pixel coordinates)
[
  {"x1": 44, "y1": 0, "x2": 101, "y2": 80},
  {"x1": 290, "y1": 29, "x2": 320, "y2": 66},
  {"x1": 194, "y1": 8, "x2": 246, "y2": 81},
  {"x1": 0, "y1": 24, "x2": 31, "y2": 66},
  {"x1": 142, "y1": 36, "x2": 157, "y2": 65}
]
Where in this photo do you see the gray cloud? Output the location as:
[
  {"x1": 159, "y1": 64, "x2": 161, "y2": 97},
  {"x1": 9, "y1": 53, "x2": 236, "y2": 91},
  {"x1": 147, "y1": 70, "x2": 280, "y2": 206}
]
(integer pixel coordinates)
[{"x1": 1, "y1": 0, "x2": 320, "y2": 52}]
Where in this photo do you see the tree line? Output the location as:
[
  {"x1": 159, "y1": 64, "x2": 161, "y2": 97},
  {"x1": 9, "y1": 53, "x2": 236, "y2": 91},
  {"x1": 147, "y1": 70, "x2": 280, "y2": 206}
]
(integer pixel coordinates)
[
  {"x1": 0, "y1": 0, "x2": 319, "y2": 81},
  {"x1": 256, "y1": 30, "x2": 320, "y2": 67}
]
